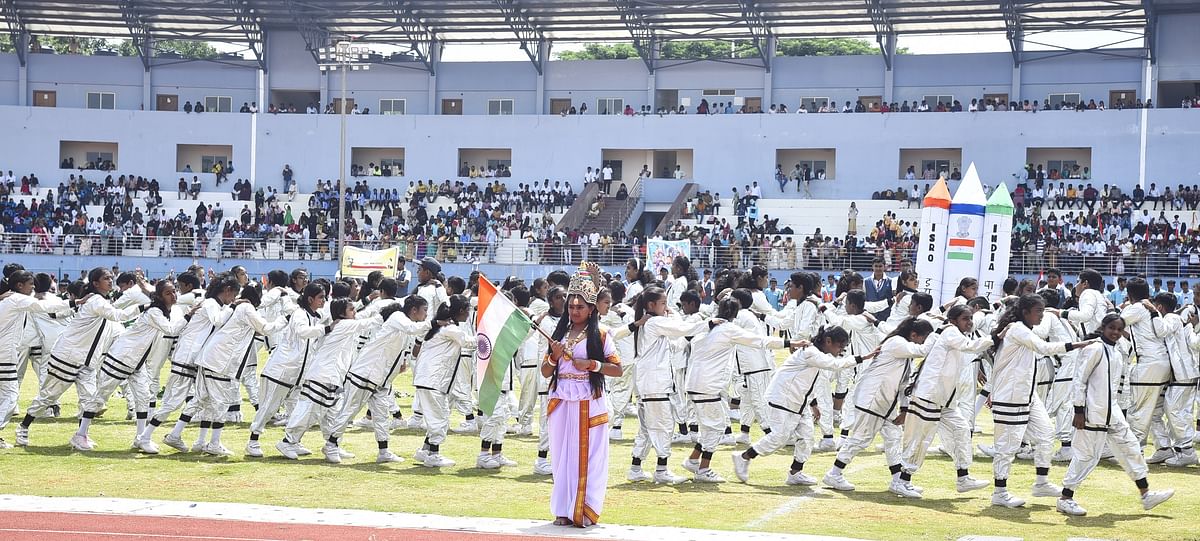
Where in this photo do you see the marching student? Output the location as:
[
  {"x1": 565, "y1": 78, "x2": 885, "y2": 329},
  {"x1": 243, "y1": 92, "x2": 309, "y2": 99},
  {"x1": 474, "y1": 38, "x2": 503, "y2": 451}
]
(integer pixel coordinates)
[
  {"x1": 598, "y1": 281, "x2": 634, "y2": 441},
  {"x1": 765, "y1": 272, "x2": 827, "y2": 448},
  {"x1": 23, "y1": 274, "x2": 75, "y2": 420},
  {"x1": 729, "y1": 288, "x2": 775, "y2": 444},
  {"x1": 732, "y1": 325, "x2": 869, "y2": 485},
  {"x1": 682, "y1": 297, "x2": 789, "y2": 482},
  {"x1": 140, "y1": 274, "x2": 242, "y2": 453},
  {"x1": 1119, "y1": 277, "x2": 1173, "y2": 461},
  {"x1": 1061, "y1": 269, "x2": 1110, "y2": 338},
  {"x1": 940, "y1": 277, "x2": 979, "y2": 313},
  {"x1": 329, "y1": 296, "x2": 434, "y2": 464},
  {"x1": 1057, "y1": 314, "x2": 1174, "y2": 516},
  {"x1": 449, "y1": 276, "x2": 481, "y2": 434},
  {"x1": 193, "y1": 285, "x2": 286, "y2": 457},
  {"x1": 665, "y1": 256, "x2": 693, "y2": 313},
  {"x1": 824, "y1": 289, "x2": 884, "y2": 442},
  {"x1": 349, "y1": 277, "x2": 407, "y2": 430},
  {"x1": 988, "y1": 294, "x2": 1094, "y2": 508},
  {"x1": 898, "y1": 305, "x2": 993, "y2": 496},
  {"x1": 1034, "y1": 289, "x2": 1083, "y2": 463},
  {"x1": 17, "y1": 268, "x2": 148, "y2": 447},
  {"x1": 144, "y1": 272, "x2": 203, "y2": 413},
  {"x1": 245, "y1": 283, "x2": 330, "y2": 458},
  {"x1": 0, "y1": 271, "x2": 71, "y2": 448},
  {"x1": 624, "y1": 258, "x2": 649, "y2": 300},
  {"x1": 514, "y1": 278, "x2": 550, "y2": 436},
  {"x1": 822, "y1": 317, "x2": 934, "y2": 495},
  {"x1": 532, "y1": 285, "x2": 566, "y2": 475},
  {"x1": 411, "y1": 294, "x2": 472, "y2": 468},
  {"x1": 1148, "y1": 292, "x2": 1200, "y2": 466},
  {"x1": 277, "y1": 296, "x2": 380, "y2": 462},
  {"x1": 668, "y1": 291, "x2": 705, "y2": 444},
  {"x1": 406, "y1": 259, "x2": 449, "y2": 430},
  {"x1": 878, "y1": 270, "x2": 920, "y2": 334},
  {"x1": 616, "y1": 286, "x2": 712, "y2": 485},
  {"x1": 80, "y1": 280, "x2": 189, "y2": 453}
]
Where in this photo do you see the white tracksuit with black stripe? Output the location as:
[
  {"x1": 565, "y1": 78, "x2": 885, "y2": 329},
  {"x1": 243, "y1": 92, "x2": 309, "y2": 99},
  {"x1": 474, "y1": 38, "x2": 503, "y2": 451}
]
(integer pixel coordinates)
[
  {"x1": 411, "y1": 324, "x2": 469, "y2": 448},
  {"x1": 1120, "y1": 303, "x2": 1171, "y2": 447},
  {"x1": 194, "y1": 304, "x2": 286, "y2": 426},
  {"x1": 0, "y1": 293, "x2": 70, "y2": 430},
  {"x1": 1155, "y1": 312, "x2": 1200, "y2": 451},
  {"x1": 248, "y1": 307, "x2": 328, "y2": 437},
  {"x1": 750, "y1": 347, "x2": 859, "y2": 466},
  {"x1": 283, "y1": 316, "x2": 380, "y2": 446},
  {"x1": 147, "y1": 297, "x2": 233, "y2": 428},
  {"x1": 686, "y1": 322, "x2": 783, "y2": 453},
  {"x1": 89, "y1": 306, "x2": 187, "y2": 433}
]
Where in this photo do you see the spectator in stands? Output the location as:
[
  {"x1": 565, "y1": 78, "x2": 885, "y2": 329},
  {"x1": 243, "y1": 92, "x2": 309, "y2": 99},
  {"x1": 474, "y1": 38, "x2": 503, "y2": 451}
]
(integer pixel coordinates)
[
  {"x1": 673, "y1": 165, "x2": 685, "y2": 180},
  {"x1": 183, "y1": 101, "x2": 193, "y2": 113}
]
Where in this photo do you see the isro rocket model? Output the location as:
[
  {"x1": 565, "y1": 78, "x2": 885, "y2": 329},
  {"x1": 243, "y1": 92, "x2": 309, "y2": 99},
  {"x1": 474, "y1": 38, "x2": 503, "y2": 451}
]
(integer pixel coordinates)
[
  {"x1": 915, "y1": 178, "x2": 951, "y2": 306},
  {"x1": 978, "y1": 182, "x2": 1014, "y2": 302},
  {"x1": 940, "y1": 163, "x2": 988, "y2": 303}
]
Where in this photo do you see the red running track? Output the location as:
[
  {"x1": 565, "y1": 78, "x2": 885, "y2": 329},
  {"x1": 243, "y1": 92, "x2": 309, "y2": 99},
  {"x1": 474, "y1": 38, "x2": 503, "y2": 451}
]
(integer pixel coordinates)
[{"x1": 0, "y1": 511, "x2": 589, "y2": 541}]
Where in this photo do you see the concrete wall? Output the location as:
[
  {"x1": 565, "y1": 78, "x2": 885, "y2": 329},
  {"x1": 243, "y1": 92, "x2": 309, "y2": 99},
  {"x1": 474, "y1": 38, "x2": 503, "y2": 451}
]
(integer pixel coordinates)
[{"x1": 1154, "y1": 13, "x2": 1200, "y2": 84}]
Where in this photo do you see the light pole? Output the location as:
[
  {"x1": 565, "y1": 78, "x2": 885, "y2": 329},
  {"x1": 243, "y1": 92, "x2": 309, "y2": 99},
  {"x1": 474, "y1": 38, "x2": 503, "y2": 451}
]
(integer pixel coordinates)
[{"x1": 318, "y1": 39, "x2": 371, "y2": 258}]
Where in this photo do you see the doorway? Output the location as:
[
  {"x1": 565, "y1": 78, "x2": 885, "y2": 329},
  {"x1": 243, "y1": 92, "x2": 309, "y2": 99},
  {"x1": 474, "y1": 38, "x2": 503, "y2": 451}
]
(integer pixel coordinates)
[
  {"x1": 156, "y1": 94, "x2": 178, "y2": 111},
  {"x1": 744, "y1": 97, "x2": 762, "y2": 113},
  {"x1": 441, "y1": 99, "x2": 462, "y2": 115},
  {"x1": 1109, "y1": 89, "x2": 1136, "y2": 108},
  {"x1": 983, "y1": 93, "x2": 1008, "y2": 108},
  {"x1": 656, "y1": 89, "x2": 679, "y2": 112},
  {"x1": 549, "y1": 98, "x2": 572, "y2": 115},
  {"x1": 332, "y1": 98, "x2": 356, "y2": 114},
  {"x1": 33, "y1": 91, "x2": 56, "y2": 107},
  {"x1": 859, "y1": 95, "x2": 883, "y2": 112}
]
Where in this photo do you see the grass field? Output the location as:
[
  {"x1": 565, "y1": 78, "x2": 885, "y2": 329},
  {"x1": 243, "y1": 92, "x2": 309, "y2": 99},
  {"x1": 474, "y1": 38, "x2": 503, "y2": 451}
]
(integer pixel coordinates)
[{"x1": 0, "y1": 353, "x2": 1196, "y2": 541}]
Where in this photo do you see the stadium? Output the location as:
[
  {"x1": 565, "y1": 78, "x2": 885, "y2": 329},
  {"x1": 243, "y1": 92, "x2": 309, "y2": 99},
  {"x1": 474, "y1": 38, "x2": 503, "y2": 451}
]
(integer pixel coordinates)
[{"x1": 1, "y1": 1, "x2": 1199, "y2": 540}]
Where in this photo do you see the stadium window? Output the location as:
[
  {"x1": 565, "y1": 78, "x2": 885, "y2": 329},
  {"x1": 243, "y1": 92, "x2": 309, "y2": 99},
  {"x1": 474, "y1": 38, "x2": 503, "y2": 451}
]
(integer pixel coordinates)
[
  {"x1": 86, "y1": 92, "x2": 115, "y2": 110},
  {"x1": 1047, "y1": 93, "x2": 1081, "y2": 109},
  {"x1": 204, "y1": 96, "x2": 232, "y2": 113},
  {"x1": 379, "y1": 99, "x2": 406, "y2": 115},
  {"x1": 922, "y1": 95, "x2": 953, "y2": 108},
  {"x1": 85, "y1": 151, "x2": 113, "y2": 165},
  {"x1": 597, "y1": 97, "x2": 624, "y2": 115},
  {"x1": 380, "y1": 158, "x2": 404, "y2": 176},
  {"x1": 921, "y1": 159, "x2": 951, "y2": 177},
  {"x1": 797, "y1": 160, "x2": 828, "y2": 178},
  {"x1": 702, "y1": 89, "x2": 736, "y2": 96},
  {"x1": 201, "y1": 155, "x2": 229, "y2": 172},
  {"x1": 1047, "y1": 160, "x2": 1078, "y2": 175},
  {"x1": 488, "y1": 99, "x2": 514, "y2": 115},
  {"x1": 487, "y1": 158, "x2": 512, "y2": 170},
  {"x1": 799, "y1": 97, "x2": 830, "y2": 113}
]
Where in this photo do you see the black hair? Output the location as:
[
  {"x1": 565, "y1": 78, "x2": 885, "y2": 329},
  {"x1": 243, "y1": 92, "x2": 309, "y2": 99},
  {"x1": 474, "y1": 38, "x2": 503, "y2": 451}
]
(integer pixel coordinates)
[
  {"x1": 424, "y1": 294, "x2": 470, "y2": 341},
  {"x1": 85, "y1": 266, "x2": 110, "y2": 296},
  {"x1": 331, "y1": 281, "x2": 352, "y2": 299},
  {"x1": 66, "y1": 280, "x2": 86, "y2": 299},
  {"x1": 945, "y1": 304, "x2": 972, "y2": 322},
  {"x1": 531, "y1": 277, "x2": 548, "y2": 299},
  {"x1": 1037, "y1": 288, "x2": 1062, "y2": 309},
  {"x1": 33, "y1": 273, "x2": 53, "y2": 294},
  {"x1": 716, "y1": 298, "x2": 741, "y2": 320},
  {"x1": 380, "y1": 303, "x2": 404, "y2": 322},
  {"x1": 1153, "y1": 292, "x2": 1178, "y2": 312},
  {"x1": 835, "y1": 271, "x2": 863, "y2": 296},
  {"x1": 967, "y1": 296, "x2": 990, "y2": 310},
  {"x1": 378, "y1": 278, "x2": 398, "y2": 298},
  {"x1": 788, "y1": 271, "x2": 814, "y2": 297},
  {"x1": 730, "y1": 288, "x2": 754, "y2": 311},
  {"x1": 2, "y1": 262, "x2": 24, "y2": 279},
  {"x1": 884, "y1": 317, "x2": 934, "y2": 343},
  {"x1": 6, "y1": 270, "x2": 34, "y2": 292},
  {"x1": 547, "y1": 270, "x2": 570, "y2": 288},
  {"x1": 1126, "y1": 277, "x2": 1150, "y2": 302},
  {"x1": 402, "y1": 294, "x2": 428, "y2": 317},
  {"x1": 510, "y1": 285, "x2": 531, "y2": 308},
  {"x1": 446, "y1": 276, "x2": 466, "y2": 295},
  {"x1": 992, "y1": 294, "x2": 1047, "y2": 345},
  {"x1": 812, "y1": 325, "x2": 850, "y2": 353},
  {"x1": 844, "y1": 289, "x2": 866, "y2": 313},
  {"x1": 177, "y1": 272, "x2": 201, "y2": 290},
  {"x1": 608, "y1": 280, "x2": 627, "y2": 304},
  {"x1": 289, "y1": 268, "x2": 309, "y2": 290},
  {"x1": 549, "y1": 291, "x2": 606, "y2": 400},
  {"x1": 267, "y1": 270, "x2": 289, "y2": 288},
  {"x1": 680, "y1": 290, "x2": 701, "y2": 307},
  {"x1": 366, "y1": 270, "x2": 384, "y2": 286},
  {"x1": 896, "y1": 269, "x2": 918, "y2": 291},
  {"x1": 546, "y1": 286, "x2": 566, "y2": 318},
  {"x1": 1078, "y1": 269, "x2": 1104, "y2": 291},
  {"x1": 1046, "y1": 267, "x2": 1062, "y2": 279},
  {"x1": 633, "y1": 287, "x2": 666, "y2": 358},
  {"x1": 330, "y1": 297, "x2": 354, "y2": 320},
  {"x1": 205, "y1": 272, "x2": 238, "y2": 301},
  {"x1": 954, "y1": 277, "x2": 979, "y2": 299},
  {"x1": 240, "y1": 284, "x2": 263, "y2": 308},
  {"x1": 148, "y1": 280, "x2": 175, "y2": 314},
  {"x1": 116, "y1": 271, "x2": 137, "y2": 286},
  {"x1": 297, "y1": 282, "x2": 326, "y2": 315},
  {"x1": 1002, "y1": 276, "x2": 1019, "y2": 295}
]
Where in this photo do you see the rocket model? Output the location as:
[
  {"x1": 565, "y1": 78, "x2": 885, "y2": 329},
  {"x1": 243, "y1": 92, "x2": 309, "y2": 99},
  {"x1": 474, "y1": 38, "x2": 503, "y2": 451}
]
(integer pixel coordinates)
[
  {"x1": 978, "y1": 182, "x2": 1014, "y2": 302},
  {"x1": 940, "y1": 163, "x2": 988, "y2": 303},
  {"x1": 915, "y1": 178, "x2": 951, "y2": 306}
]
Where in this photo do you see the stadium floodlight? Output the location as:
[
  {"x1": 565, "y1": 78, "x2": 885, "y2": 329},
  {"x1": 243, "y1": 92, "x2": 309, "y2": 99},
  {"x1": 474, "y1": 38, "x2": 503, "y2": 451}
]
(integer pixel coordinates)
[{"x1": 316, "y1": 40, "x2": 374, "y2": 258}]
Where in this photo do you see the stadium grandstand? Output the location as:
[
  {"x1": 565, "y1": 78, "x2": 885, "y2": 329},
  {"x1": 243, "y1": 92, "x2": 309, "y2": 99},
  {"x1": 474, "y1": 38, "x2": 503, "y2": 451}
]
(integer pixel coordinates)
[{"x1": 0, "y1": 0, "x2": 1198, "y2": 281}]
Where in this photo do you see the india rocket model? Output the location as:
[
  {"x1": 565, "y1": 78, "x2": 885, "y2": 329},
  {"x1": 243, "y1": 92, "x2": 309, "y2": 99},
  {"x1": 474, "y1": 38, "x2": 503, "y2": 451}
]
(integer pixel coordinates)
[
  {"x1": 915, "y1": 178, "x2": 951, "y2": 306},
  {"x1": 978, "y1": 182, "x2": 1014, "y2": 302},
  {"x1": 940, "y1": 163, "x2": 988, "y2": 303}
]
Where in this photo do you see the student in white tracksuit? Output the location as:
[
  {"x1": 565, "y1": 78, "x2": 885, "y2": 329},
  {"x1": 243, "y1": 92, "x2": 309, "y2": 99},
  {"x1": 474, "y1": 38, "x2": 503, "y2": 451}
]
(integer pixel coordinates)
[
  {"x1": 18, "y1": 267, "x2": 146, "y2": 447},
  {"x1": 732, "y1": 325, "x2": 866, "y2": 486},
  {"x1": 194, "y1": 286, "x2": 286, "y2": 457},
  {"x1": 329, "y1": 295, "x2": 432, "y2": 464},
  {"x1": 613, "y1": 286, "x2": 712, "y2": 485},
  {"x1": 277, "y1": 298, "x2": 380, "y2": 462},
  {"x1": 823, "y1": 318, "x2": 934, "y2": 494},
  {"x1": 899, "y1": 306, "x2": 993, "y2": 496},
  {"x1": 531, "y1": 286, "x2": 565, "y2": 475},
  {"x1": 765, "y1": 272, "x2": 824, "y2": 445},
  {"x1": 1119, "y1": 278, "x2": 1173, "y2": 458},
  {"x1": 80, "y1": 281, "x2": 189, "y2": 453},
  {"x1": 598, "y1": 282, "x2": 634, "y2": 440},
  {"x1": 824, "y1": 289, "x2": 885, "y2": 440},
  {"x1": 1148, "y1": 293, "x2": 1200, "y2": 466},
  {"x1": 1034, "y1": 292, "x2": 1082, "y2": 462},
  {"x1": 145, "y1": 272, "x2": 203, "y2": 412},
  {"x1": 1056, "y1": 314, "x2": 1174, "y2": 517},
  {"x1": 245, "y1": 283, "x2": 329, "y2": 458},
  {"x1": 987, "y1": 294, "x2": 1094, "y2": 508},
  {"x1": 140, "y1": 274, "x2": 242, "y2": 452},
  {"x1": 0, "y1": 271, "x2": 70, "y2": 447},
  {"x1": 682, "y1": 298, "x2": 787, "y2": 483},
  {"x1": 411, "y1": 294, "x2": 471, "y2": 468},
  {"x1": 516, "y1": 279, "x2": 550, "y2": 435},
  {"x1": 406, "y1": 261, "x2": 450, "y2": 429},
  {"x1": 728, "y1": 288, "x2": 776, "y2": 444},
  {"x1": 476, "y1": 285, "x2": 531, "y2": 470},
  {"x1": 20, "y1": 274, "x2": 74, "y2": 419}
]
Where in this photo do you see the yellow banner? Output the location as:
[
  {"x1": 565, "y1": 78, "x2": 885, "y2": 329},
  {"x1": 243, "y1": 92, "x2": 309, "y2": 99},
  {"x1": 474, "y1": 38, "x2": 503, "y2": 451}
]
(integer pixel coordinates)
[{"x1": 339, "y1": 246, "x2": 400, "y2": 279}]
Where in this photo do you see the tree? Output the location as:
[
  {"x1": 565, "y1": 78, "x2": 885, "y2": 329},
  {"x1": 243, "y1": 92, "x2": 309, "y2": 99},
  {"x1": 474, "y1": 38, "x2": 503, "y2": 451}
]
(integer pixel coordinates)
[
  {"x1": 775, "y1": 37, "x2": 909, "y2": 57},
  {"x1": 555, "y1": 43, "x2": 641, "y2": 60},
  {"x1": 41, "y1": 36, "x2": 112, "y2": 55},
  {"x1": 554, "y1": 38, "x2": 908, "y2": 60},
  {"x1": 118, "y1": 39, "x2": 219, "y2": 59}
]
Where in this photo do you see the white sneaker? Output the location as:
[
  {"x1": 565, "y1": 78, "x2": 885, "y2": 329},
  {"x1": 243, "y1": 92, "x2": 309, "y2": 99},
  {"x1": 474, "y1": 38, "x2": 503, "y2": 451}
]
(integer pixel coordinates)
[
  {"x1": 735, "y1": 433, "x2": 751, "y2": 445},
  {"x1": 533, "y1": 457, "x2": 553, "y2": 475},
  {"x1": 991, "y1": 490, "x2": 1026, "y2": 508},
  {"x1": 492, "y1": 454, "x2": 517, "y2": 467},
  {"x1": 244, "y1": 441, "x2": 263, "y2": 458},
  {"x1": 653, "y1": 469, "x2": 688, "y2": 485},
  {"x1": 976, "y1": 444, "x2": 995, "y2": 458},
  {"x1": 516, "y1": 424, "x2": 533, "y2": 436},
  {"x1": 422, "y1": 453, "x2": 455, "y2": 468},
  {"x1": 190, "y1": 441, "x2": 206, "y2": 453},
  {"x1": 1031, "y1": 481, "x2": 1063, "y2": 498},
  {"x1": 785, "y1": 471, "x2": 817, "y2": 486},
  {"x1": 406, "y1": 416, "x2": 424, "y2": 429},
  {"x1": 376, "y1": 450, "x2": 404, "y2": 463},
  {"x1": 905, "y1": 480, "x2": 925, "y2": 494},
  {"x1": 681, "y1": 458, "x2": 701, "y2": 474},
  {"x1": 719, "y1": 433, "x2": 736, "y2": 446},
  {"x1": 0, "y1": 438, "x2": 11, "y2": 449},
  {"x1": 1147, "y1": 448, "x2": 1175, "y2": 464},
  {"x1": 353, "y1": 416, "x2": 374, "y2": 428},
  {"x1": 1165, "y1": 450, "x2": 1198, "y2": 467},
  {"x1": 387, "y1": 417, "x2": 406, "y2": 431},
  {"x1": 1142, "y1": 489, "x2": 1175, "y2": 511},
  {"x1": 322, "y1": 443, "x2": 342, "y2": 464},
  {"x1": 338, "y1": 447, "x2": 355, "y2": 459},
  {"x1": 476, "y1": 453, "x2": 499, "y2": 469},
  {"x1": 1015, "y1": 446, "x2": 1033, "y2": 460},
  {"x1": 451, "y1": 419, "x2": 478, "y2": 433},
  {"x1": 888, "y1": 480, "x2": 923, "y2": 499},
  {"x1": 671, "y1": 433, "x2": 692, "y2": 444},
  {"x1": 816, "y1": 438, "x2": 837, "y2": 452},
  {"x1": 14, "y1": 427, "x2": 28, "y2": 447},
  {"x1": 1051, "y1": 447, "x2": 1074, "y2": 463},
  {"x1": 163, "y1": 434, "x2": 188, "y2": 452},
  {"x1": 275, "y1": 441, "x2": 299, "y2": 460},
  {"x1": 822, "y1": 471, "x2": 855, "y2": 491},
  {"x1": 270, "y1": 416, "x2": 289, "y2": 427},
  {"x1": 202, "y1": 443, "x2": 233, "y2": 457},
  {"x1": 626, "y1": 467, "x2": 652, "y2": 482},
  {"x1": 413, "y1": 448, "x2": 430, "y2": 463},
  {"x1": 69, "y1": 433, "x2": 94, "y2": 451},
  {"x1": 731, "y1": 452, "x2": 750, "y2": 482},
  {"x1": 1056, "y1": 498, "x2": 1087, "y2": 516},
  {"x1": 956, "y1": 476, "x2": 989, "y2": 492},
  {"x1": 295, "y1": 445, "x2": 313, "y2": 456},
  {"x1": 694, "y1": 469, "x2": 725, "y2": 483},
  {"x1": 609, "y1": 428, "x2": 623, "y2": 441},
  {"x1": 134, "y1": 439, "x2": 160, "y2": 454}
]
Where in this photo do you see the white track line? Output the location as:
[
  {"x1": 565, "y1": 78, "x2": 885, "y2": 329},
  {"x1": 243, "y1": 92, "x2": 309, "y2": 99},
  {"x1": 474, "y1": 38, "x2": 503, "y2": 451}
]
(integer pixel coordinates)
[{"x1": 0, "y1": 528, "x2": 283, "y2": 541}]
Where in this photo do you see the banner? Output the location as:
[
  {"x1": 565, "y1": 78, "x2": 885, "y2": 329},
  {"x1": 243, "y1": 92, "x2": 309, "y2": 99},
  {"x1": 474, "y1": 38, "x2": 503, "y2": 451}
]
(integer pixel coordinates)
[
  {"x1": 646, "y1": 239, "x2": 691, "y2": 276},
  {"x1": 339, "y1": 246, "x2": 399, "y2": 279}
]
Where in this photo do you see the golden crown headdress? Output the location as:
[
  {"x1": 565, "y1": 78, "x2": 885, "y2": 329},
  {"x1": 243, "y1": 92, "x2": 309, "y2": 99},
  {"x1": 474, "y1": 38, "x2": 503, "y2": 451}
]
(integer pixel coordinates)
[{"x1": 567, "y1": 262, "x2": 602, "y2": 304}]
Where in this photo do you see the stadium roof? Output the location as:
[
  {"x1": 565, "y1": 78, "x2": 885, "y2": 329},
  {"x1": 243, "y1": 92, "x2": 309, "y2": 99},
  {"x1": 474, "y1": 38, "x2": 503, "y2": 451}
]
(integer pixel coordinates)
[{"x1": 2, "y1": 1, "x2": 1198, "y2": 71}]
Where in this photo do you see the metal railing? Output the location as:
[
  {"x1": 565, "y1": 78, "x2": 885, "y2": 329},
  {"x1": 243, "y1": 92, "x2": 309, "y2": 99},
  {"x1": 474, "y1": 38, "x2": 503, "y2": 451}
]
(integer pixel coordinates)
[{"x1": 2, "y1": 232, "x2": 1198, "y2": 277}]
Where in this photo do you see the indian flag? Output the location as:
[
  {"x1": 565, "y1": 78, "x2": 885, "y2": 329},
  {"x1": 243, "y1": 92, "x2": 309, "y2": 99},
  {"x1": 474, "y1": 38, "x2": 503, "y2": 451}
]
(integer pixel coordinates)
[{"x1": 475, "y1": 275, "x2": 534, "y2": 416}]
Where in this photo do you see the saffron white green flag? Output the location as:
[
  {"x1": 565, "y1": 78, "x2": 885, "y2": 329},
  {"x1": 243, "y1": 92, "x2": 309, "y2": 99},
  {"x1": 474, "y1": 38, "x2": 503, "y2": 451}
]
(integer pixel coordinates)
[{"x1": 475, "y1": 275, "x2": 533, "y2": 416}]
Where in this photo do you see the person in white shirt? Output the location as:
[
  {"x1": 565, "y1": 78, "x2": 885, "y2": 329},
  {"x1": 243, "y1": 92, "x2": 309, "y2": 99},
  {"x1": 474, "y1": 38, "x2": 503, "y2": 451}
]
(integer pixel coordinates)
[
  {"x1": 601, "y1": 164, "x2": 614, "y2": 195},
  {"x1": 673, "y1": 166, "x2": 685, "y2": 180}
]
